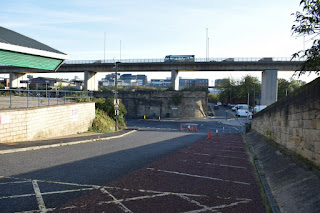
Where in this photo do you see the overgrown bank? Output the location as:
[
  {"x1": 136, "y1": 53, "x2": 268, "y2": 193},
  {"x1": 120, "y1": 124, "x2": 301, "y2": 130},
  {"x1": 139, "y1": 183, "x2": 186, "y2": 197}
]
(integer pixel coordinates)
[{"x1": 89, "y1": 98, "x2": 127, "y2": 133}]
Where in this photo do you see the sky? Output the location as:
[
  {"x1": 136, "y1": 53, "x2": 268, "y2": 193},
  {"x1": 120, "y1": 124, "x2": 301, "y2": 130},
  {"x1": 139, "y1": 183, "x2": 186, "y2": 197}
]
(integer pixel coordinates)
[{"x1": 1, "y1": 0, "x2": 319, "y2": 85}]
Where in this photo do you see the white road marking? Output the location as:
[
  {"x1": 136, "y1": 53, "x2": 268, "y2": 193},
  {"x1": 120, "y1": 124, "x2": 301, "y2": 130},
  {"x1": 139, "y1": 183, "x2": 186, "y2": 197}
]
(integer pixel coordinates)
[
  {"x1": 214, "y1": 145, "x2": 244, "y2": 149},
  {"x1": 178, "y1": 194, "x2": 215, "y2": 212},
  {"x1": 193, "y1": 152, "x2": 210, "y2": 156},
  {"x1": 219, "y1": 149, "x2": 246, "y2": 154},
  {"x1": 190, "y1": 152, "x2": 247, "y2": 160},
  {"x1": 0, "y1": 180, "x2": 31, "y2": 185},
  {"x1": 98, "y1": 192, "x2": 170, "y2": 205},
  {"x1": 2, "y1": 175, "x2": 253, "y2": 212},
  {"x1": 98, "y1": 187, "x2": 133, "y2": 213},
  {"x1": 32, "y1": 180, "x2": 47, "y2": 213},
  {"x1": 209, "y1": 163, "x2": 247, "y2": 169},
  {"x1": 147, "y1": 168, "x2": 250, "y2": 185},
  {"x1": 181, "y1": 160, "x2": 247, "y2": 169},
  {"x1": 184, "y1": 198, "x2": 252, "y2": 213}
]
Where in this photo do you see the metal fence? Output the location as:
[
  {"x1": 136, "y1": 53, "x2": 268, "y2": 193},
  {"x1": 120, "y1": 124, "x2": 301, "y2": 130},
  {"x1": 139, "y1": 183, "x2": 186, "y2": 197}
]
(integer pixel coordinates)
[{"x1": 0, "y1": 89, "x2": 93, "y2": 110}]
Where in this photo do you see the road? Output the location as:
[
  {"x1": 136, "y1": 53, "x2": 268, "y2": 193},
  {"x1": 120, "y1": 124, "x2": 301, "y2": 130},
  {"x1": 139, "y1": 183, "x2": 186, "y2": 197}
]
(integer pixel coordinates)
[{"x1": 0, "y1": 115, "x2": 244, "y2": 212}]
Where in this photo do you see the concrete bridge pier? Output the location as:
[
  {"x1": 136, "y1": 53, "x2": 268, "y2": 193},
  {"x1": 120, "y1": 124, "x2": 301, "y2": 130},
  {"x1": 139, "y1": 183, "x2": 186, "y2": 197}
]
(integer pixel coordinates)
[
  {"x1": 9, "y1": 72, "x2": 27, "y2": 88},
  {"x1": 84, "y1": 71, "x2": 98, "y2": 91},
  {"x1": 171, "y1": 70, "x2": 179, "y2": 90},
  {"x1": 261, "y1": 69, "x2": 278, "y2": 105}
]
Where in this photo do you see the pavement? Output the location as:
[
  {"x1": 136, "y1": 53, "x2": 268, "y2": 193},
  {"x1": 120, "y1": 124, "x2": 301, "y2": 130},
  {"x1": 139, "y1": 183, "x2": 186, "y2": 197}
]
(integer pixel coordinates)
[
  {"x1": 0, "y1": 129, "x2": 137, "y2": 154},
  {"x1": 246, "y1": 131, "x2": 320, "y2": 213}
]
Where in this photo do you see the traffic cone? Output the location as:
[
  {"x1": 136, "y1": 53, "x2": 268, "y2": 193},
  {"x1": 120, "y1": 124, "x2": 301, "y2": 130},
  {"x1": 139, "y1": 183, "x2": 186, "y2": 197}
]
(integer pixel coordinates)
[
  {"x1": 180, "y1": 124, "x2": 182, "y2": 131},
  {"x1": 207, "y1": 129, "x2": 212, "y2": 139},
  {"x1": 216, "y1": 128, "x2": 219, "y2": 136}
]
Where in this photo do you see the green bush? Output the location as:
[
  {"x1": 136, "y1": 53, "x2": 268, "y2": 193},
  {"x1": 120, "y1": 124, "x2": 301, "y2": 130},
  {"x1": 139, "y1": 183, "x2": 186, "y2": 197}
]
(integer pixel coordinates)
[
  {"x1": 208, "y1": 93, "x2": 219, "y2": 103},
  {"x1": 89, "y1": 109, "x2": 115, "y2": 133},
  {"x1": 93, "y1": 97, "x2": 127, "y2": 130}
]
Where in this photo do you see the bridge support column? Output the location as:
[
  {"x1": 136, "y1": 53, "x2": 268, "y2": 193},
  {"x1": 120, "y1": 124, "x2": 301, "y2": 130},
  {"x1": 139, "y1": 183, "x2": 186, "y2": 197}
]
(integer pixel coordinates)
[
  {"x1": 84, "y1": 71, "x2": 98, "y2": 91},
  {"x1": 261, "y1": 69, "x2": 278, "y2": 106},
  {"x1": 171, "y1": 70, "x2": 179, "y2": 90},
  {"x1": 9, "y1": 72, "x2": 27, "y2": 88}
]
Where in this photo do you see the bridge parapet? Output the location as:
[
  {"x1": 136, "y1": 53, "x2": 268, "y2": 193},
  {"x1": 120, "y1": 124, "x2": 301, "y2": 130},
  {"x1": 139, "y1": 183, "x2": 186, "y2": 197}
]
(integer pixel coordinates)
[{"x1": 63, "y1": 57, "x2": 304, "y2": 65}]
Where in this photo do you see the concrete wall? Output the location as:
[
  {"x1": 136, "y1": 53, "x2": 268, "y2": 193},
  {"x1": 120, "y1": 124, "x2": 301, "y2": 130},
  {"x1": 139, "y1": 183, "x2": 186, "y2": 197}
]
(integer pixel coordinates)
[
  {"x1": 94, "y1": 91, "x2": 208, "y2": 118},
  {"x1": 252, "y1": 77, "x2": 320, "y2": 166},
  {"x1": 0, "y1": 103, "x2": 95, "y2": 143}
]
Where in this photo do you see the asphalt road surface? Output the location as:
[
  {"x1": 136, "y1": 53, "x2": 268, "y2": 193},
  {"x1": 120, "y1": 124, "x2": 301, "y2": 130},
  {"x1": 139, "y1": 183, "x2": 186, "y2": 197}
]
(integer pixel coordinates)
[{"x1": 0, "y1": 117, "x2": 245, "y2": 212}]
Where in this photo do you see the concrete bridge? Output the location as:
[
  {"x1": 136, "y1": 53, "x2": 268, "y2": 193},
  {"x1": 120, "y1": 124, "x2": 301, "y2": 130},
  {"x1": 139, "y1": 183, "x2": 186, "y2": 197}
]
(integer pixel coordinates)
[{"x1": 0, "y1": 57, "x2": 303, "y2": 105}]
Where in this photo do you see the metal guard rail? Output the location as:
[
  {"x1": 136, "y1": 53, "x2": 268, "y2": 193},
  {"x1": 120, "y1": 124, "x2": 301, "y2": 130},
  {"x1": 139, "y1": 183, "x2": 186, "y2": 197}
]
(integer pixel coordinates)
[{"x1": 0, "y1": 89, "x2": 93, "y2": 109}]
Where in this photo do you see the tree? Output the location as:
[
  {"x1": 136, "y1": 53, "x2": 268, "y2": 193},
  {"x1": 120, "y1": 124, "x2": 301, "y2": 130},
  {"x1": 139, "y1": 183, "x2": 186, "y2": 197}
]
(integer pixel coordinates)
[
  {"x1": 208, "y1": 93, "x2": 219, "y2": 103},
  {"x1": 277, "y1": 78, "x2": 306, "y2": 100},
  {"x1": 292, "y1": 0, "x2": 320, "y2": 76},
  {"x1": 277, "y1": 78, "x2": 290, "y2": 100}
]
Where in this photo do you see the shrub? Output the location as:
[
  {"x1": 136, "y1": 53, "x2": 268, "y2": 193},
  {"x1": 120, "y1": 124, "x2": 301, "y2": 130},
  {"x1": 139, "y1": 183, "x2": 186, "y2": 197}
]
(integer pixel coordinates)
[
  {"x1": 89, "y1": 109, "x2": 115, "y2": 133},
  {"x1": 93, "y1": 97, "x2": 127, "y2": 130}
]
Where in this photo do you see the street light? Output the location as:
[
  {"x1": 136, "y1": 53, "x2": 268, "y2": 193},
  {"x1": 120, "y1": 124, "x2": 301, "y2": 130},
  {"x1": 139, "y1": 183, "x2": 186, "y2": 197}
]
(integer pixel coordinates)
[
  {"x1": 252, "y1": 82, "x2": 256, "y2": 108},
  {"x1": 114, "y1": 61, "x2": 120, "y2": 131}
]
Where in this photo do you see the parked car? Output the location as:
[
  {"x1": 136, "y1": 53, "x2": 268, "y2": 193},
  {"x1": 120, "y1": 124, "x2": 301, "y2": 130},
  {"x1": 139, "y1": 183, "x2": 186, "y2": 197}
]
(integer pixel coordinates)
[
  {"x1": 217, "y1": 102, "x2": 222, "y2": 106},
  {"x1": 236, "y1": 109, "x2": 252, "y2": 118},
  {"x1": 232, "y1": 104, "x2": 249, "y2": 111}
]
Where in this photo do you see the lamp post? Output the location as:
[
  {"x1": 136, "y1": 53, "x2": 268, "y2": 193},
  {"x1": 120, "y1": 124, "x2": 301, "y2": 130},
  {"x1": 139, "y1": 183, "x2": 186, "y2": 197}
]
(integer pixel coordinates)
[
  {"x1": 252, "y1": 82, "x2": 256, "y2": 108},
  {"x1": 114, "y1": 61, "x2": 120, "y2": 131}
]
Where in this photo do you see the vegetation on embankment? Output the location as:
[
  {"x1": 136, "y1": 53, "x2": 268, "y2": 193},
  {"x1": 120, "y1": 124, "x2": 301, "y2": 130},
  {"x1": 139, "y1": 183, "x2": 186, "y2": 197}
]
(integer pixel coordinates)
[{"x1": 89, "y1": 97, "x2": 127, "y2": 133}]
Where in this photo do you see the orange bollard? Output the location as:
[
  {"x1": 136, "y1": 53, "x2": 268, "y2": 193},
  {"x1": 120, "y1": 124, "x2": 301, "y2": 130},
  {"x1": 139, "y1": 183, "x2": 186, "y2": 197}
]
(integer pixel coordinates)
[
  {"x1": 207, "y1": 129, "x2": 212, "y2": 139},
  {"x1": 180, "y1": 124, "x2": 182, "y2": 131},
  {"x1": 216, "y1": 128, "x2": 219, "y2": 136}
]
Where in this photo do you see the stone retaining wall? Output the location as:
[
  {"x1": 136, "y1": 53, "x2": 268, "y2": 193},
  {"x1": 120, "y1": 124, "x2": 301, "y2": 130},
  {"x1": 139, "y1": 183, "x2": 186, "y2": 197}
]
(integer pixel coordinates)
[
  {"x1": 252, "y1": 77, "x2": 320, "y2": 166},
  {"x1": 94, "y1": 91, "x2": 208, "y2": 118},
  {"x1": 0, "y1": 103, "x2": 95, "y2": 143}
]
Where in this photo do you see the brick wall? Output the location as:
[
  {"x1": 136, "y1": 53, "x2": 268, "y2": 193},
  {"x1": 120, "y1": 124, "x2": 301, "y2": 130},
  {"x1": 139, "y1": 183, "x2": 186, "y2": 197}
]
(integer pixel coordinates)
[
  {"x1": 0, "y1": 103, "x2": 95, "y2": 143},
  {"x1": 94, "y1": 91, "x2": 208, "y2": 118},
  {"x1": 252, "y1": 77, "x2": 320, "y2": 166}
]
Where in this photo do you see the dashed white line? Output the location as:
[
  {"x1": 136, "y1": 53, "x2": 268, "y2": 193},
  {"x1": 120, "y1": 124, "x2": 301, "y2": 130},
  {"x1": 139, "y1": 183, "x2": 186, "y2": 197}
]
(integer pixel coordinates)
[{"x1": 147, "y1": 168, "x2": 250, "y2": 185}]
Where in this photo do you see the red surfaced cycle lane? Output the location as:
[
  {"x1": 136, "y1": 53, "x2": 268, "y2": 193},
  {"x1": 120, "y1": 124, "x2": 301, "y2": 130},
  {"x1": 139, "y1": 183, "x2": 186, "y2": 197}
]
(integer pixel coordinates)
[{"x1": 54, "y1": 134, "x2": 266, "y2": 212}]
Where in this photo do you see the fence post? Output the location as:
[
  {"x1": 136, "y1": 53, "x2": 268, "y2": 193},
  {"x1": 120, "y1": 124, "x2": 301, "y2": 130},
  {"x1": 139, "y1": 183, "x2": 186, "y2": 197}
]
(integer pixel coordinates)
[
  {"x1": 27, "y1": 90, "x2": 29, "y2": 108},
  {"x1": 9, "y1": 90, "x2": 12, "y2": 109}
]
